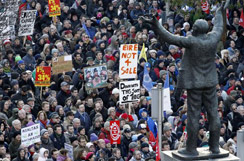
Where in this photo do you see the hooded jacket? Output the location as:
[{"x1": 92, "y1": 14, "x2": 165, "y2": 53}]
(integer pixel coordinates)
[{"x1": 38, "y1": 148, "x2": 49, "y2": 161}]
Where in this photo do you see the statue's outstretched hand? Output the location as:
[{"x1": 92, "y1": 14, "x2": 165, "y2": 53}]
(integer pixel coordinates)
[
  {"x1": 139, "y1": 16, "x2": 158, "y2": 25},
  {"x1": 220, "y1": 0, "x2": 230, "y2": 10}
]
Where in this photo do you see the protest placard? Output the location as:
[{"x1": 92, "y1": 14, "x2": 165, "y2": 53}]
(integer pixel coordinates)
[
  {"x1": 64, "y1": 143, "x2": 73, "y2": 160},
  {"x1": 52, "y1": 55, "x2": 73, "y2": 74},
  {"x1": 21, "y1": 124, "x2": 40, "y2": 147},
  {"x1": 110, "y1": 120, "x2": 121, "y2": 144},
  {"x1": 119, "y1": 80, "x2": 140, "y2": 104},
  {"x1": 0, "y1": 12, "x2": 10, "y2": 40},
  {"x1": 48, "y1": 0, "x2": 61, "y2": 17},
  {"x1": 18, "y1": 10, "x2": 37, "y2": 36},
  {"x1": 119, "y1": 44, "x2": 138, "y2": 79},
  {"x1": 84, "y1": 65, "x2": 108, "y2": 89},
  {"x1": 35, "y1": 66, "x2": 51, "y2": 87}
]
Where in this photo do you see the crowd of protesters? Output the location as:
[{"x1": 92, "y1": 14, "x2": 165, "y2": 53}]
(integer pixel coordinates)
[{"x1": 0, "y1": 0, "x2": 243, "y2": 161}]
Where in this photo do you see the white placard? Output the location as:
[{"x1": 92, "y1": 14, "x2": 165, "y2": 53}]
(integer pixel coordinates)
[
  {"x1": 21, "y1": 124, "x2": 40, "y2": 147},
  {"x1": 18, "y1": 10, "x2": 37, "y2": 36},
  {"x1": 119, "y1": 80, "x2": 140, "y2": 104},
  {"x1": 119, "y1": 44, "x2": 138, "y2": 79},
  {"x1": 64, "y1": 143, "x2": 73, "y2": 160}
]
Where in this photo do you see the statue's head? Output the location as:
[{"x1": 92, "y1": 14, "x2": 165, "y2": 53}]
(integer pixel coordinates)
[{"x1": 192, "y1": 19, "x2": 209, "y2": 36}]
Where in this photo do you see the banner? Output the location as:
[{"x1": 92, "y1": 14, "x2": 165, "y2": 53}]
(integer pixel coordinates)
[
  {"x1": 21, "y1": 124, "x2": 40, "y2": 147},
  {"x1": 48, "y1": 0, "x2": 61, "y2": 17},
  {"x1": 110, "y1": 121, "x2": 121, "y2": 144},
  {"x1": 35, "y1": 66, "x2": 51, "y2": 87},
  {"x1": 0, "y1": 12, "x2": 10, "y2": 40},
  {"x1": 52, "y1": 55, "x2": 73, "y2": 74},
  {"x1": 18, "y1": 10, "x2": 37, "y2": 36},
  {"x1": 64, "y1": 143, "x2": 73, "y2": 160},
  {"x1": 84, "y1": 65, "x2": 108, "y2": 89},
  {"x1": 119, "y1": 80, "x2": 140, "y2": 104},
  {"x1": 201, "y1": 0, "x2": 210, "y2": 14},
  {"x1": 119, "y1": 44, "x2": 138, "y2": 79}
]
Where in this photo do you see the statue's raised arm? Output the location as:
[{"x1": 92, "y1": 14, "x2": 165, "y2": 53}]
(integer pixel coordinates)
[{"x1": 140, "y1": 16, "x2": 192, "y2": 48}]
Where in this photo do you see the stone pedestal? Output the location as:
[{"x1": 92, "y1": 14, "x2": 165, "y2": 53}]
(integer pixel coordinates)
[{"x1": 162, "y1": 148, "x2": 240, "y2": 161}]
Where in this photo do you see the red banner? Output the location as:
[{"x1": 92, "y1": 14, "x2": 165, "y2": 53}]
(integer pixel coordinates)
[
  {"x1": 110, "y1": 121, "x2": 121, "y2": 144},
  {"x1": 156, "y1": 136, "x2": 161, "y2": 161},
  {"x1": 48, "y1": 0, "x2": 61, "y2": 17},
  {"x1": 35, "y1": 66, "x2": 51, "y2": 87}
]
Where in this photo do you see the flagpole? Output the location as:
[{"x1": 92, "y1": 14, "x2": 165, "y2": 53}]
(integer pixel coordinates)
[{"x1": 158, "y1": 83, "x2": 162, "y2": 153}]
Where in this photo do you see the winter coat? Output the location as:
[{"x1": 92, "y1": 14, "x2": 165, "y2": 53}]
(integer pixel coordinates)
[
  {"x1": 40, "y1": 137, "x2": 54, "y2": 157},
  {"x1": 50, "y1": 133, "x2": 67, "y2": 150},
  {"x1": 38, "y1": 148, "x2": 49, "y2": 161},
  {"x1": 74, "y1": 111, "x2": 91, "y2": 132},
  {"x1": 56, "y1": 90, "x2": 71, "y2": 106}
]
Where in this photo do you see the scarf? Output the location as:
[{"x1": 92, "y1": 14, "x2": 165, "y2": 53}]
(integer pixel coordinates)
[{"x1": 40, "y1": 120, "x2": 48, "y2": 128}]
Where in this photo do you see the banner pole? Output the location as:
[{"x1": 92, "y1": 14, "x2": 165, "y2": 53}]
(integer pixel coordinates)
[
  {"x1": 158, "y1": 83, "x2": 162, "y2": 153},
  {"x1": 40, "y1": 86, "x2": 42, "y2": 100},
  {"x1": 128, "y1": 103, "x2": 131, "y2": 115},
  {"x1": 23, "y1": 36, "x2": 27, "y2": 46}
]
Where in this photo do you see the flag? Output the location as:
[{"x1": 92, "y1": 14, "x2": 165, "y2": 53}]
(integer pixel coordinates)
[
  {"x1": 143, "y1": 63, "x2": 153, "y2": 93},
  {"x1": 163, "y1": 72, "x2": 171, "y2": 112},
  {"x1": 239, "y1": 9, "x2": 244, "y2": 28},
  {"x1": 82, "y1": 23, "x2": 91, "y2": 38},
  {"x1": 147, "y1": 117, "x2": 158, "y2": 138},
  {"x1": 156, "y1": 136, "x2": 161, "y2": 161},
  {"x1": 139, "y1": 43, "x2": 147, "y2": 62},
  {"x1": 201, "y1": 0, "x2": 210, "y2": 14}
]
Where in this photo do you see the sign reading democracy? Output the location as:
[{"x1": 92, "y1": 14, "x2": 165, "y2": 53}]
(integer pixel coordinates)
[
  {"x1": 21, "y1": 124, "x2": 40, "y2": 147},
  {"x1": 110, "y1": 121, "x2": 121, "y2": 144},
  {"x1": 48, "y1": 0, "x2": 61, "y2": 17},
  {"x1": 119, "y1": 80, "x2": 140, "y2": 104},
  {"x1": 119, "y1": 44, "x2": 138, "y2": 79},
  {"x1": 35, "y1": 66, "x2": 51, "y2": 87},
  {"x1": 18, "y1": 10, "x2": 37, "y2": 36}
]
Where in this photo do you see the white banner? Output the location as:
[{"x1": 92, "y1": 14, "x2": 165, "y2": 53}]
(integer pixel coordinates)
[
  {"x1": 119, "y1": 80, "x2": 140, "y2": 104},
  {"x1": 119, "y1": 44, "x2": 138, "y2": 79},
  {"x1": 18, "y1": 10, "x2": 37, "y2": 36},
  {"x1": 21, "y1": 124, "x2": 40, "y2": 147}
]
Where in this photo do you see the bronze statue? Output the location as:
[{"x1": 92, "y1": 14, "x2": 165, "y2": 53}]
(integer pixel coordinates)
[{"x1": 141, "y1": 0, "x2": 230, "y2": 156}]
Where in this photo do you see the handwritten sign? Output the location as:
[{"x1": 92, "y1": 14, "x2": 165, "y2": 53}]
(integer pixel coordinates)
[
  {"x1": 119, "y1": 80, "x2": 140, "y2": 104},
  {"x1": 35, "y1": 66, "x2": 51, "y2": 87},
  {"x1": 110, "y1": 121, "x2": 121, "y2": 144},
  {"x1": 119, "y1": 44, "x2": 138, "y2": 79},
  {"x1": 48, "y1": 0, "x2": 61, "y2": 17},
  {"x1": 18, "y1": 10, "x2": 37, "y2": 36},
  {"x1": 52, "y1": 55, "x2": 73, "y2": 74},
  {"x1": 21, "y1": 124, "x2": 40, "y2": 147},
  {"x1": 0, "y1": 12, "x2": 10, "y2": 40}
]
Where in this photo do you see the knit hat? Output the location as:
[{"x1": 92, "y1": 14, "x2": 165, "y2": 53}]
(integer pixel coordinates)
[
  {"x1": 145, "y1": 62, "x2": 151, "y2": 68},
  {"x1": 137, "y1": 134, "x2": 144, "y2": 141},
  {"x1": 3, "y1": 39, "x2": 11, "y2": 45},
  {"x1": 157, "y1": 50, "x2": 165, "y2": 57},
  {"x1": 112, "y1": 88, "x2": 119, "y2": 94},
  {"x1": 141, "y1": 142, "x2": 149, "y2": 149},
  {"x1": 104, "y1": 139, "x2": 110, "y2": 144},
  {"x1": 104, "y1": 121, "x2": 110, "y2": 128},
  {"x1": 160, "y1": 70, "x2": 167, "y2": 78},
  {"x1": 85, "y1": 152, "x2": 94, "y2": 160},
  {"x1": 90, "y1": 133, "x2": 98, "y2": 142},
  {"x1": 51, "y1": 48, "x2": 58, "y2": 55},
  {"x1": 11, "y1": 80, "x2": 19, "y2": 86},
  {"x1": 120, "y1": 113, "x2": 128, "y2": 120},
  {"x1": 40, "y1": 129, "x2": 48, "y2": 136},
  {"x1": 86, "y1": 142, "x2": 94, "y2": 148},
  {"x1": 129, "y1": 142, "x2": 138, "y2": 149}
]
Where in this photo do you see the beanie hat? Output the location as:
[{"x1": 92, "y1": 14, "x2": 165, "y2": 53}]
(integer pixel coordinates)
[
  {"x1": 104, "y1": 121, "x2": 110, "y2": 128},
  {"x1": 3, "y1": 39, "x2": 11, "y2": 45},
  {"x1": 18, "y1": 60, "x2": 25, "y2": 65},
  {"x1": 120, "y1": 113, "x2": 128, "y2": 120},
  {"x1": 90, "y1": 133, "x2": 98, "y2": 142},
  {"x1": 40, "y1": 129, "x2": 48, "y2": 136},
  {"x1": 85, "y1": 152, "x2": 94, "y2": 160},
  {"x1": 157, "y1": 50, "x2": 165, "y2": 57},
  {"x1": 163, "y1": 125, "x2": 171, "y2": 132},
  {"x1": 129, "y1": 142, "x2": 138, "y2": 149},
  {"x1": 11, "y1": 80, "x2": 19, "y2": 87},
  {"x1": 51, "y1": 48, "x2": 59, "y2": 55},
  {"x1": 112, "y1": 88, "x2": 119, "y2": 94},
  {"x1": 137, "y1": 134, "x2": 144, "y2": 141},
  {"x1": 15, "y1": 55, "x2": 22, "y2": 62},
  {"x1": 86, "y1": 142, "x2": 94, "y2": 148},
  {"x1": 141, "y1": 142, "x2": 149, "y2": 149},
  {"x1": 104, "y1": 139, "x2": 110, "y2": 144}
]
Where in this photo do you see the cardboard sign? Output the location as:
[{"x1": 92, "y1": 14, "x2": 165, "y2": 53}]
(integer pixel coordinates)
[
  {"x1": 52, "y1": 55, "x2": 73, "y2": 74},
  {"x1": 84, "y1": 65, "x2": 108, "y2": 89},
  {"x1": 64, "y1": 143, "x2": 73, "y2": 160},
  {"x1": 119, "y1": 80, "x2": 140, "y2": 104},
  {"x1": 0, "y1": 12, "x2": 10, "y2": 40},
  {"x1": 21, "y1": 124, "x2": 40, "y2": 147},
  {"x1": 110, "y1": 121, "x2": 121, "y2": 144},
  {"x1": 35, "y1": 66, "x2": 51, "y2": 87},
  {"x1": 119, "y1": 44, "x2": 138, "y2": 79},
  {"x1": 48, "y1": 0, "x2": 61, "y2": 17},
  {"x1": 18, "y1": 10, "x2": 37, "y2": 36}
]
